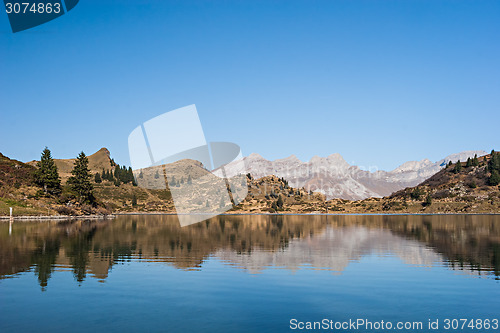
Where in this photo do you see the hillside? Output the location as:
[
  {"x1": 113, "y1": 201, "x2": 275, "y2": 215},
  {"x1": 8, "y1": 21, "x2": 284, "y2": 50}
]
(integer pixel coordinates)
[
  {"x1": 0, "y1": 149, "x2": 175, "y2": 216},
  {"x1": 338, "y1": 152, "x2": 500, "y2": 214},
  {"x1": 1, "y1": 149, "x2": 499, "y2": 217}
]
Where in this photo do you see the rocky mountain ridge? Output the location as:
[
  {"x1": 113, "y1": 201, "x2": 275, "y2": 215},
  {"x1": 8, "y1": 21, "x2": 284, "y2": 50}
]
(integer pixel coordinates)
[{"x1": 238, "y1": 150, "x2": 487, "y2": 200}]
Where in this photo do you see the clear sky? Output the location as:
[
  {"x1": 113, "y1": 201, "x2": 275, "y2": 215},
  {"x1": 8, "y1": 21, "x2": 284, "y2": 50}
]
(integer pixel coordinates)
[{"x1": 1, "y1": 0, "x2": 499, "y2": 171}]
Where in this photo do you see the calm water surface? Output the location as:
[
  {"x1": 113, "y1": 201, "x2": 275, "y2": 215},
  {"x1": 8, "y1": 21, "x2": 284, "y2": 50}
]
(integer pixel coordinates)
[{"x1": 0, "y1": 215, "x2": 499, "y2": 332}]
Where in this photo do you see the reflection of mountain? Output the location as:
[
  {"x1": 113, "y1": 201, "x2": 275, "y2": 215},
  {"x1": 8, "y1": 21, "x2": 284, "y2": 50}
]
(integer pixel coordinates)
[
  {"x1": 0, "y1": 215, "x2": 498, "y2": 289},
  {"x1": 216, "y1": 226, "x2": 444, "y2": 274}
]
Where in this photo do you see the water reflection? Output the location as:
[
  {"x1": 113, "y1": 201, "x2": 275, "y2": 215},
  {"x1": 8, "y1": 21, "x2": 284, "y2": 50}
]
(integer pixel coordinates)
[{"x1": 0, "y1": 215, "x2": 499, "y2": 289}]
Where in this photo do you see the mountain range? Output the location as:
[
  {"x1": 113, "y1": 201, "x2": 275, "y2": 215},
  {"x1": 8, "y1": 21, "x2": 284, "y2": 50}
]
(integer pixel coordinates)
[
  {"x1": 1, "y1": 147, "x2": 499, "y2": 216},
  {"x1": 238, "y1": 150, "x2": 487, "y2": 200}
]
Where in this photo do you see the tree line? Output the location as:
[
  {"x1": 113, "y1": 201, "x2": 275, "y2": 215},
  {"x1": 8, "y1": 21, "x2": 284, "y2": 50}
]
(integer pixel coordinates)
[{"x1": 95, "y1": 164, "x2": 136, "y2": 187}]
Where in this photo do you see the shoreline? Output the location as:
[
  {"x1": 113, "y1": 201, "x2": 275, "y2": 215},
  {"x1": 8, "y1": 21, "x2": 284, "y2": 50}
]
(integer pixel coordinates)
[
  {"x1": 1, "y1": 212, "x2": 499, "y2": 221},
  {"x1": 0, "y1": 214, "x2": 115, "y2": 221},
  {"x1": 116, "y1": 212, "x2": 500, "y2": 216}
]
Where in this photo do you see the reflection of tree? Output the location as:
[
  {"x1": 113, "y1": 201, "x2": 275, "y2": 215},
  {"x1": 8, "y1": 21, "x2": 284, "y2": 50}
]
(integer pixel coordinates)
[
  {"x1": 492, "y1": 244, "x2": 500, "y2": 276},
  {"x1": 30, "y1": 239, "x2": 60, "y2": 290},
  {"x1": 65, "y1": 227, "x2": 97, "y2": 283}
]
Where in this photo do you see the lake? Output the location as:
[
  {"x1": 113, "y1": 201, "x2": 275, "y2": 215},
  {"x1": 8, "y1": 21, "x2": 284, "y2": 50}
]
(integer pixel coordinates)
[{"x1": 0, "y1": 215, "x2": 499, "y2": 332}]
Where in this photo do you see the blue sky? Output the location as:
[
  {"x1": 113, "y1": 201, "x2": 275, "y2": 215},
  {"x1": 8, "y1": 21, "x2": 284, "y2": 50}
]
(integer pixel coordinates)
[{"x1": 1, "y1": 0, "x2": 499, "y2": 171}]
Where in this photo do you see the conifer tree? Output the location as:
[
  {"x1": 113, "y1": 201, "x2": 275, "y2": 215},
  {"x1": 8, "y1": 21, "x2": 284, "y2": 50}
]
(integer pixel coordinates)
[
  {"x1": 277, "y1": 194, "x2": 284, "y2": 208},
  {"x1": 489, "y1": 170, "x2": 500, "y2": 186},
  {"x1": 488, "y1": 150, "x2": 500, "y2": 173},
  {"x1": 472, "y1": 154, "x2": 479, "y2": 167},
  {"x1": 67, "y1": 152, "x2": 95, "y2": 204},
  {"x1": 487, "y1": 150, "x2": 500, "y2": 186},
  {"x1": 114, "y1": 165, "x2": 120, "y2": 180},
  {"x1": 94, "y1": 172, "x2": 102, "y2": 183},
  {"x1": 453, "y1": 160, "x2": 462, "y2": 174},
  {"x1": 35, "y1": 147, "x2": 61, "y2": 195},
  {"x1": 423, "y1": 194, "x2": 432, "y2": 206},
  {"x1": 466, "y1": 157, "x2": 472, "y2": 168},
  {"x1": 127, "y1": 167, "x2": 134, "y2": 183},
  {"x1": 131, "y1": 194, "x2": 137, "y2": 207}
]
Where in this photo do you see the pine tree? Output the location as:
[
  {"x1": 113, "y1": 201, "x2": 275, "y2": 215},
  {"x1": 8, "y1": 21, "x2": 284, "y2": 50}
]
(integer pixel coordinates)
[
  {"x1": 94, "y1": 172, "x2": 102, "y2": 183},
  {"x1": 277, "y1": 194, "x2": 284, "y2": 208},
  {"x1": 121, "y1": 165, "x2": 127, "y2": 183},
  {"x1": 489, "y1": 170, "x2": 500, "y2": 186},
  {"x1": 34, "y1": 147, "x2": 61, "y2": 195},
  {"x1": 138, "y1": 169, "x2": 144, "y2": 179},
  {"x1": 453, "y1": 160, "x2": 462, "y2": 174},
  {"x1": 423, "y1": 194, "x2": 432, "y2": 206},
  {"x1": 488, "y1": 150, "x2": 500, "y2": 174},
  {"x1": 466, "y1": 157, "x2": 472, "y2": 168},
  {"x1": 67, "y1": 152, "x2": 95, "y2": 204},
  {"x1": 114, "y1": 165, "x2": 120, "y2": 180},
  {"x1": 127, "y1": 167, "x2": 134, "y2": 183},
  {"x1": 154, "y1": 170, "x2": 160, "y2": 179},
  {"x1": 131, "y1": 194, "x2": 137, "y2": 207},
  {"x1": 472, "y1": 154, "x2": 479, "y2": 167},
  {"x1": 187, "y1": 175, "x2": 192, "y2": 185}
]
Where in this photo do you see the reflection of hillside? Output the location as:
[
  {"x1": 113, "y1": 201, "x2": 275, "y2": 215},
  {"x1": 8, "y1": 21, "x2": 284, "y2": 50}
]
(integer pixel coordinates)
[
  {"x1": 381, "y1": 215, "x2": 500, "y2": 276},
  {"x1": 86, "y1": 215, "x2": 328, "y2": 273},
  {"x1": 0, "y1": 216, "x2": 329, "y2": 287},
  {"x1": 0, "y1": 220, "x2": 109, "y2": 288},
  {"x1": 216, "y1": 226, "x2": 445, "y2": 274},
  {"x1": 327, "y1": 215, "x2": 500, "y2": 276},
  {"x1": 0, "y1": 215, "x2": 499, "y2": 289}
]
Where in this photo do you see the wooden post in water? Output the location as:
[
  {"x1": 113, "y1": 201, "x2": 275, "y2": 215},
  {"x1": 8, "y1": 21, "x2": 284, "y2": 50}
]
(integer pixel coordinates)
[{"x1": 9, "y1": 207, "x2": 13, "y2": 235}]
